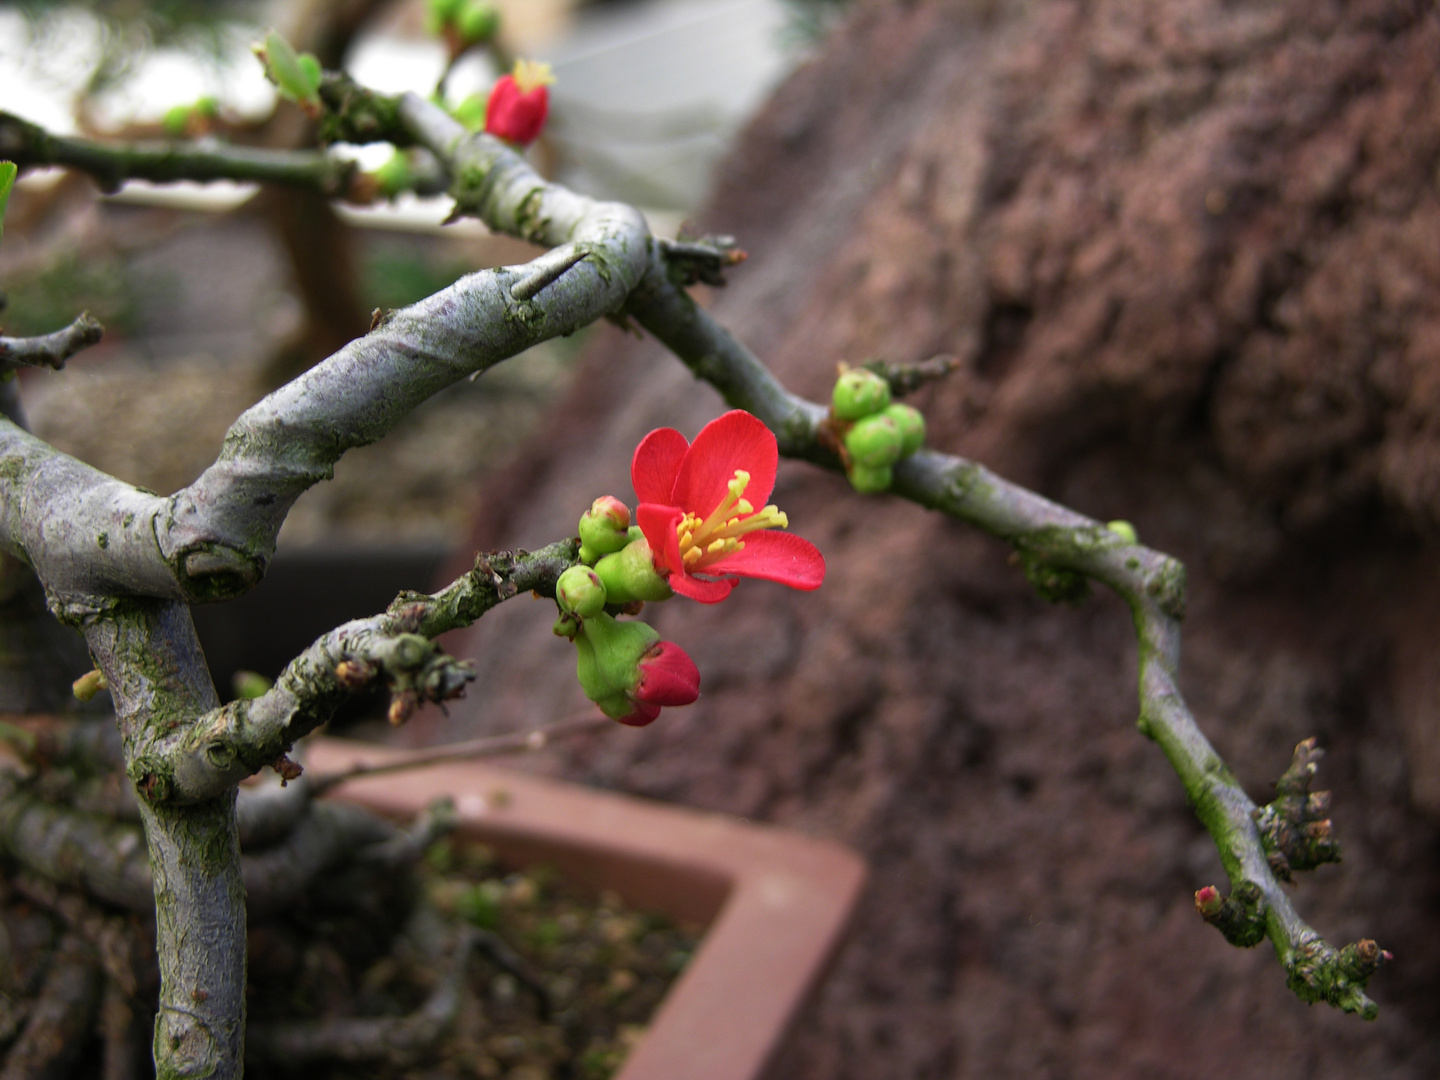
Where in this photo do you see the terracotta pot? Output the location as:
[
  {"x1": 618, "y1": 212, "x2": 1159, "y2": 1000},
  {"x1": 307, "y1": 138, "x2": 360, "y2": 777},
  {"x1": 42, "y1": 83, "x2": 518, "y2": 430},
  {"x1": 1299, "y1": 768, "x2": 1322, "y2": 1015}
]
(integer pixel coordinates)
[{"x1": 307, "y1": 737, "x2": 868, "y2": 1080}]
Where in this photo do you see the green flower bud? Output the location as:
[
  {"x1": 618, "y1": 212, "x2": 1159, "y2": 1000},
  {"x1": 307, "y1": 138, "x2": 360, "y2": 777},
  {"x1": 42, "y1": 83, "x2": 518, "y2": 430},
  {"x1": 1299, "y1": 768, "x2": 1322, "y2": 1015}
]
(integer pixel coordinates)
[
  {"x1": 1106, "y1": 520, "x2": 1138, "y2": 545},
  {"x1": 594, "y1": 537, "x2": 673, "y2": 605},
  {"x1": 194, "y1": 95, "x2": 219, "y2": 118},
  {"x1": 847, "y1": 464, "x2": 893, "y2": 494},
  {"x1": 456, "y1": 0, "x2": 501, "y2": 45},
  {"x1": 832, "y1": 368, "x2": 891, "y2": 420},
  {"x1": 845, "y1": 413, "x2": 903, "y2": 469},
  {"x1": 452, "y1": 92, "x2": 488, "y2": 131},
  {"x1": 556, "y1": 565, "x2": 607, "y2": 619},
  {"x1": 573, "y1": 613, "x2": 659, "y2": 713},
  {"x1": 373, "y1": 150, "x2": 413, "y2": 198},
  {"x1": 883, "y1": 402, "x2": 925, "y2": 457},
  {"x1": 553, "y1": 613, "x2": 580, "y2": 640},
  {"x1": 578, "y1": 496, "x2": 632, "y2": 564},
  {"x1": 163, "y1": 104, "x2": 193, "y2": 138},
  {"x1": 428, "y1": 0, "x2": 466, "y2": 25}
]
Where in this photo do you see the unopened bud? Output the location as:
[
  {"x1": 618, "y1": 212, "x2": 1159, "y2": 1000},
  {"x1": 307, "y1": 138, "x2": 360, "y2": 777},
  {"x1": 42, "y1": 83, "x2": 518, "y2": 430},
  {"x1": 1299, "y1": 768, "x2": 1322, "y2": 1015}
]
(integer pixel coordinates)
[
  {"x1": 578, "y1": 496, "x2": 632, "y2": 564},
  {"x1": 556, "y1": 565, "x2": 607, "y2": 618},
  {"x1": 883, "y1": 402, "x2": 926, "y2": 457},
  {"x1": 1194, "y1": 885, "x2": 1224, "y2": 918},
  {"x1": 594, "y1": 537, "x2": 673, "y2": 604},
  {"x1": 832, "y1": 368, "x2": 891, "y2": 420},
  {"x1": 334, "y1": 659, "x2": 375, "y2": 688},
  {"x1": 1106, "y1": 520, "x2": 1138, "y2": 545},
  {"x1": 847, "y1": 463, "x2": 893, "y2": 494},
  {"x1": 456, "y1": 0, "x2": 500, "y2": 45},
  {"x1": 373, "y1": 150, "x2": 413, "y2": 199},
  {"x1": 72, "y1": 668, "x2": 108, "y2": 702},
  {"x1": 846, "y1": 412, "x2": 904, "y2": 469}
]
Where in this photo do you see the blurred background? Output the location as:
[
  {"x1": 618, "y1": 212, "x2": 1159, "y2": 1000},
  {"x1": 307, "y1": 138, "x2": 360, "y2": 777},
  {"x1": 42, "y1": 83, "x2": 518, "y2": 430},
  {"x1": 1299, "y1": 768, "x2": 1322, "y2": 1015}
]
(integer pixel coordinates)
[{"x1": 5, "y1": 1, "x2": 1440, "y2": 1077}]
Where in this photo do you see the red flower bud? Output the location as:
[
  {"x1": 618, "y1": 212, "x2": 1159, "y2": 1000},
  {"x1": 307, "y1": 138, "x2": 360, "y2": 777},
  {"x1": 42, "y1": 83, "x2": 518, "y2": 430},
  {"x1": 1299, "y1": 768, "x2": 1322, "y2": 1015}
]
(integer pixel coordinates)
[
  {"x1": 634, "y1": 640, "x2": 700, "y2": 708},
  {"x1": 485, "y1": 60, "x2": 554, "y2": 147}
]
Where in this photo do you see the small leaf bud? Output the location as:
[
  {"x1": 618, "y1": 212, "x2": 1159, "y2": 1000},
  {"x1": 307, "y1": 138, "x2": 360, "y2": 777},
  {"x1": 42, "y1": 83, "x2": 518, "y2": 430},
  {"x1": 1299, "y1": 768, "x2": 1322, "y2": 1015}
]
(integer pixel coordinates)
[
  {"x1": 847, "y1": 463, "x2": 893, "y2": 494},
  {"x1": 1194, "y1": 885, "x2": 1224, "y2": 918},
  {"x1": 232, "y1": 670, "x2": 272, "y2": 700},
  {"x1": 832, "y1": 368, "x2": 891, "y2": 420},
  {"x1": 257, "y1": 31, "x2": 322, "y2": 112},
  {"x1": 883, "y1": 402, "x2": 926, "y2": 457},
  {"x1": 595, "y1": 537, "x2": 674, "y2": 604},
  {"x1": 845, "y1": 413, "x2": 904, "y2": 469},
  {"x1": 556, "y1": 565, "x2": 607, "y2": 619},
  {"x1": 72, "y1": 668, "x2": 108, "y2": 701},
  {"x1": 1106, "y1": 520, "x2": 1138, "y2": 545}
]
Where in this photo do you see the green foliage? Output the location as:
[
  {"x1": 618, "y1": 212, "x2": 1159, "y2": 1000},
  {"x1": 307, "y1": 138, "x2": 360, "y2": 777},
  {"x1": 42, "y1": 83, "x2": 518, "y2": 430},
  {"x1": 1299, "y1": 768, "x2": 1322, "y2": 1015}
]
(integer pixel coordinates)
[
  {"x1": 360, "y1": 246, "x2": 471, "y2": 312},
  {"x1": 0, "y1": 251, "x2": 141, "y2": 338},
  {"x1": 0, "y1": 161, "x2": 15, "y2": 245}
]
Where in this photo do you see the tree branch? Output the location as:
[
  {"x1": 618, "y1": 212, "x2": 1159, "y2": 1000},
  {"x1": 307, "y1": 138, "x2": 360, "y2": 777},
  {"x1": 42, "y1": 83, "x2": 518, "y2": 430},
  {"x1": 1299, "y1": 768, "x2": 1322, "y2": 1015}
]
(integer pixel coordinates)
[
  {"x1": 0, "y1": 314, "x2": 105, "y2": 374},
  {"x1": 138, "y1": 540, "x2": 579, "y2": 806},
  {"x1": 307, "y1": 712, "x2": 611, "y2": 796},
  {"x1": 624, "y1": 264, "x2": 1384, "y2": 1016},
  {"x1": 0, "y1": 111, "x2": 358, "y2": 198}
]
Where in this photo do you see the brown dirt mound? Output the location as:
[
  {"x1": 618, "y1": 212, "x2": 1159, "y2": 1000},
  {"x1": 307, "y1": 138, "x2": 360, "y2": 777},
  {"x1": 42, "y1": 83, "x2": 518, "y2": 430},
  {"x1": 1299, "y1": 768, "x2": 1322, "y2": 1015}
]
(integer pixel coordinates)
[{"x1": 438, "y1": 1, "x2": 1440, "y2": 1076}]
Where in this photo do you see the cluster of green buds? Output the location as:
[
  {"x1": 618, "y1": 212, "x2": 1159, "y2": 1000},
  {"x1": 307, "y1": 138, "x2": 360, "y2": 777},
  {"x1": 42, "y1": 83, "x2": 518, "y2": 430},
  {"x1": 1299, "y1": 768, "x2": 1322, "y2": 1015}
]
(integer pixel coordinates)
[
  {"x1": 831, "y1": 367, "x2": 926, "y2": 493},
  {"x1": 162, "y1": 96, "x2": 219, "y2": 139},
  {"x1": 553, "y1": 498, "x2": 696, "y2": 726},
  {"x1": 427, "y1": 0, "x2": 501, "y2": 57},
  {"x1": 254, "y1": 31, "x2": 323, "y2": 117}
]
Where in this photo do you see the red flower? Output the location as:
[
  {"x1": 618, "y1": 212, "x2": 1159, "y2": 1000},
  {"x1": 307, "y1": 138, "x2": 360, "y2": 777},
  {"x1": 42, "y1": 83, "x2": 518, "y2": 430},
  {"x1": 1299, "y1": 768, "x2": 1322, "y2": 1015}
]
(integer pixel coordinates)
[
  {"x1": 632, "y1": 410, "x2": 825, "y2": 603},
  {"x1": 484, "y1": 59, "x2": 553, "y2": 146},
  {"x1": 621, "y1": 640, "x2": 702, "y2": 727}
]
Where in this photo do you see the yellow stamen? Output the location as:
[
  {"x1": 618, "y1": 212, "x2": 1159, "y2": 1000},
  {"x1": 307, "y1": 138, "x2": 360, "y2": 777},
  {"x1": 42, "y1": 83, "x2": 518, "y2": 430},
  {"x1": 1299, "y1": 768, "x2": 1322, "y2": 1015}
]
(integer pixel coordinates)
[
  {"x1": 674, "y1": 469, "x2": 789, "y2": 572},
  {"x1": 511, "y1": 59, "x2": 556, "y2": 94}
]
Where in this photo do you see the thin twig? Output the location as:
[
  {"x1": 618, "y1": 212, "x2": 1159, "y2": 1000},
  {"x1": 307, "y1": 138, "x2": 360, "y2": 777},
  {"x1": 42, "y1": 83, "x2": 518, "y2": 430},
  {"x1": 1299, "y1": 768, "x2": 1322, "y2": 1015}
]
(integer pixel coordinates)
[
  {"x1": 0, "y1": 111, "x2": 358, "y2": 198},
  {"x1": 308, "y1": 713, "x2": 612, "y2": 796},
  {"x1": 0, "y1": 313, "x2": 104, "y2": 374}
]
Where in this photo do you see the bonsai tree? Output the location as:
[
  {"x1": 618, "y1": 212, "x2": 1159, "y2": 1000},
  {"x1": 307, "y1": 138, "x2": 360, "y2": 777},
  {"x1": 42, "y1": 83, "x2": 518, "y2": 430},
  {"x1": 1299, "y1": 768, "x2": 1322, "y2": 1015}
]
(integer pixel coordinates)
[{"x1": 0, "y1": 14, "x2": 1391, "y2": 1078}]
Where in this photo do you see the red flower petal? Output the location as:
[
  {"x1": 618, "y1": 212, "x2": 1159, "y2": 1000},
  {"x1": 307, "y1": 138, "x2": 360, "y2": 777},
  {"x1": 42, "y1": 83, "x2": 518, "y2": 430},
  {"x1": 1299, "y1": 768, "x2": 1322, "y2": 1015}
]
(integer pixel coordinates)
[
  {"x1": 484, "y1": 77, "x2": 549, "y2": 145},
  {"x1": 636, "y1": 503, "x2": 685, "y2": 576},
  {"x1": 614, "y1": 701, "x2": 661, "y2": 727},
  {"x1": 635, "y1": 641, "x2": 700, "y2": 707},
  {"x1": 670, "y1": 411, "x2": 778, "y2": 519},
  {"x1": 632, "y1": 428, "x2": 689, "y2": 506},
  {"x1": 703, "y1": 530, "x2": 825, "y2": 590},
  {"x1": 669, "y1": 572, "x2": 736, "y2": 603}
]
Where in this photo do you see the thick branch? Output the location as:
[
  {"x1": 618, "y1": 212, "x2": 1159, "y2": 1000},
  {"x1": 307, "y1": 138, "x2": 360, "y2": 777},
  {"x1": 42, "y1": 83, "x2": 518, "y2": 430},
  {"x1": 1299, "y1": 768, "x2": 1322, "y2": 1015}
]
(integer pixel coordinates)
[
  {"x1": 0, "y1": 111, "x2": 357, "y2": 198},
  {"x1": 0, "y1": 314, "x2": 105, "y2": 374},
  {"x1": 83, "y1": 601, "x2": 246, "y2": 1080},
  {"x1": 0, "y1": 96, "x2": 645, "y2": 606},
  {"x1": 628, "y1": 265, "x2": 1382, "y2": 1016}
]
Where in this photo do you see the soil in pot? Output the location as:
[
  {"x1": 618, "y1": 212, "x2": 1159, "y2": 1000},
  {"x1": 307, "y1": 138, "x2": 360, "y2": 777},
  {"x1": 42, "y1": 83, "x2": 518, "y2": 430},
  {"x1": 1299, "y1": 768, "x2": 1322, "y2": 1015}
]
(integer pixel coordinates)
[{"x1": 242, "y1": 834, "x2": 702, "y2": 1080}]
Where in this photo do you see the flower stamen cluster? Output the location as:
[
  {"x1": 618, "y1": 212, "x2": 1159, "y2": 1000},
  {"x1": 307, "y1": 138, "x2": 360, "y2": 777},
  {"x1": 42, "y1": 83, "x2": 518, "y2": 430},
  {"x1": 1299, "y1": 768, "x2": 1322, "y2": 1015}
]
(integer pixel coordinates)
[{"x1": 675, "y1": 469, "x2": 788, "y2": 571}]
